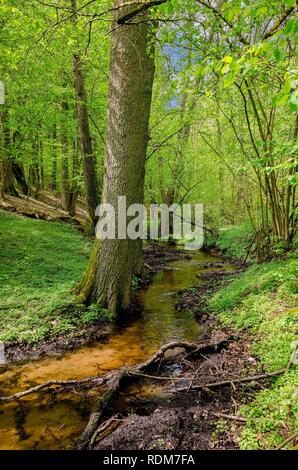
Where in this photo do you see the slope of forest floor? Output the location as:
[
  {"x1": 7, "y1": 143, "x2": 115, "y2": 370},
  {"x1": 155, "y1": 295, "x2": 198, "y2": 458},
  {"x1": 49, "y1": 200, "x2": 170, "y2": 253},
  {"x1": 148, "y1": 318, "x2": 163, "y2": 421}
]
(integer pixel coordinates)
[
  {"x1": 204, "y1": 224, "x2": 255, "y2": 261},
  {"x1": 0, "y1": 191, "x2": 88, "y2": 227},
  {"x1": 0, "y1": 209, "x2": 97, "y2": 359},
  {"x1": 202, "y1": 228, "x2": 297, "y2": 449},
  {"x1": 207, "y1": 243, "x2": 298, "y2": 450}
]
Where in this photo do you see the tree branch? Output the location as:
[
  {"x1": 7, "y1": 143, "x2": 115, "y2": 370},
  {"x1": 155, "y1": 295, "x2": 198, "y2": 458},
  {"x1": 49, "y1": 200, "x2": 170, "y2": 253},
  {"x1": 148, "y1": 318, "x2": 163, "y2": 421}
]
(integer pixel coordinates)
[
  {"x1": 196, "y1": 0, "x2": 249, "y2": 46},
  {"x1": 263, "y1": 4, "x2": 297, "y2": 40},
  {"x1": 117, "y1": 0, "x2": 169, "y2": 24}
]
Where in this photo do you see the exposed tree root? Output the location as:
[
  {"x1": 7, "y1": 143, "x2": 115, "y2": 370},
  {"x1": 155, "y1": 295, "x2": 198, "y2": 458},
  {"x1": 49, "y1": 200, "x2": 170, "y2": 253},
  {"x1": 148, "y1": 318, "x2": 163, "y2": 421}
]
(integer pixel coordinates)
[
  {"x1": 76, "y1": 337, "x2": 231, "y2": 449},
  {"x1": 0, "y1": 376, "x2": 101, "y2": 402},
  {"x1": 77, "y1": 342, "x2": 290, "y2": 449},
  {"x1": 89, "y1": 416, "x2": 123, "y2": 448},
  {"x1": 0, "y1": 339, "x2": 224, "y2": 405}
]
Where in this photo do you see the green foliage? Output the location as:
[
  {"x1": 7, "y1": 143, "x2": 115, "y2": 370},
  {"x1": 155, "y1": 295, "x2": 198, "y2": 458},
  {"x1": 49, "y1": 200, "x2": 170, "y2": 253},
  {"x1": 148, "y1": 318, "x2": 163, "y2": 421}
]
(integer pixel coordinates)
[
  {"x1": 0, "y1": 210, "x2": 113, "y2": 345},
  {"x1": 208, "y1": 240, "x2": 298, "y2": 449},
  {"x1": 240, "y1": 370, "x2": 298, "y2": 449},
  {"x1": 210, "y1": 253, "x2": 298, "y2": 311},
  {"x1": 204, "y1": 224, "x2": 254, "y2": 260},
  {"x1": 132, "y1": 276, "x2": 141, "y2": 291},
  {"x1": 80, "y1": 304, "x2": 114, "y2": 323}
]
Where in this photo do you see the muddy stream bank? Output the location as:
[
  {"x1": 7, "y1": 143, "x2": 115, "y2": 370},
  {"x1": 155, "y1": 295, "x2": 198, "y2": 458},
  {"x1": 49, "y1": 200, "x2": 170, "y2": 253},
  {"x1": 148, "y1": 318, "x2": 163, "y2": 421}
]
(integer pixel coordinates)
[{"x1": 0, "y1": 249, "x2": 237, "y2": 450}]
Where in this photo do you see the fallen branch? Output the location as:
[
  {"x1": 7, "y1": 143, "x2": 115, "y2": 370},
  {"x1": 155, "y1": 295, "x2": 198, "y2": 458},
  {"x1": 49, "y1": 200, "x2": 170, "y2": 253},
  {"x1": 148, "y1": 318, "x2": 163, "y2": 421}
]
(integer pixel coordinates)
[
  {"x1": 275, "y1": 431, "x2": 298, "y2": 451},
  {"x1": 212, "y1": 411, "x2": 247, "y2": 423},
  {"x1": 77, "y1": 337, "x2": 229, "y2": 449},
  {"x1": 0, "y1": 376, "x2": 102, "y2": 402},
  {"x1": 175, "y1": 368, "x2": 287, "y2": 393}
]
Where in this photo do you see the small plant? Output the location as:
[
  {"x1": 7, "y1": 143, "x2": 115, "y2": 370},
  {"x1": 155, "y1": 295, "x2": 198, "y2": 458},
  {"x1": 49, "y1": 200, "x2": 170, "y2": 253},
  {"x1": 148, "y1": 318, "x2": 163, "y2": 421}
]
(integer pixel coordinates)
[
  {"x1": 132, "y1": 276, "x2": 141, "y2": 291},
  {"x1": 81, "y1": 304, "x2": 114, "y2": 323}
]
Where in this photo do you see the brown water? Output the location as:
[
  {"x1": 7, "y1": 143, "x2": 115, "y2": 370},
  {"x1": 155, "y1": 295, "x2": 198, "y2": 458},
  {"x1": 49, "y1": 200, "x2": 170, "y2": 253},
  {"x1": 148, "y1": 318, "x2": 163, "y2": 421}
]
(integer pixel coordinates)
[{"x1": 0, "y1": 250, "x2": 232, "y2": 450}]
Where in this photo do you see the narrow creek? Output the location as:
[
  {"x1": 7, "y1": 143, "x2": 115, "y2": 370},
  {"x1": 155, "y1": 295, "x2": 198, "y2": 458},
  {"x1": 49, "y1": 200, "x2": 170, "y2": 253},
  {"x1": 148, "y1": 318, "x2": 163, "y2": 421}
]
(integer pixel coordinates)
[{"x1": 0, "y1": 249, "x2": 233, "y2": 450}]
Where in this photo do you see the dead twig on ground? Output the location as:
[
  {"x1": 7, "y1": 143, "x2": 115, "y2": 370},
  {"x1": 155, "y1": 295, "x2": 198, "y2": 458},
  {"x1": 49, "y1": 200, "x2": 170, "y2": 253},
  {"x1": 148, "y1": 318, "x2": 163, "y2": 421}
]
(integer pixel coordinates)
[
  {"x1": 174, "y1": 368, "x2": 288, "y2": 393},
  {"x1": 212, "y1": 411, "x2": 247, "y2": 423},
  {"x1": 275, "y1": 431, "x2": 298, "y2": 450}
]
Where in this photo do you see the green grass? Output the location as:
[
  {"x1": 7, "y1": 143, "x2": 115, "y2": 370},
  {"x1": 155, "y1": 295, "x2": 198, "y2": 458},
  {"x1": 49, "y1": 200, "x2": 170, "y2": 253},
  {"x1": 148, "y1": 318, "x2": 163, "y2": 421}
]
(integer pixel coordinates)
[
  {"x1": 0, "y1": 210, "x2": 113, "y2": 345},
  {"x1": 204, "y1": 224, "x2": 254, "y2": 260},
  {"x1": 208, "y1": 238, "x2": 298, "y2": 449}
]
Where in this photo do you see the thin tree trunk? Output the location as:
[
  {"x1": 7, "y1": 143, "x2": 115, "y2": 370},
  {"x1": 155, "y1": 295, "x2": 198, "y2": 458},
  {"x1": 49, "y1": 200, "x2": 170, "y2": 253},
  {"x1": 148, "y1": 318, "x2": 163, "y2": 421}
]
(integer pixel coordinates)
[
  {"x1": 12, "y1": 162, "x2": 29, "y2": 195},
  {"x1": 68, "y1": 138, "x2": 79, "y2": 217},
  {"x1": 0, "y1": 110, "x2": 17, "y2": 197},
  {"x1": 61, "y1": 101, "x2": 70, "y2": 212},
  {"x1": 51, "y1": 124, "x2": 57, "y2": 191},
  {"x1": 11, "y1": 131, "x2": 29, "y2": 195},
  {"x1": 71, "y1": 0, "x2": 98, "y2": 230}
]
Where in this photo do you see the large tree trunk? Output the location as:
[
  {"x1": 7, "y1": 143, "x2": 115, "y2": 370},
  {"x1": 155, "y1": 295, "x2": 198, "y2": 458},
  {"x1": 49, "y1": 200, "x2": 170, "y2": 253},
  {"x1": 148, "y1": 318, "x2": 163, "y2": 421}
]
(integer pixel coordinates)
[{"x1": 77, "y1": 1, "x2": 155, "y2": 315}]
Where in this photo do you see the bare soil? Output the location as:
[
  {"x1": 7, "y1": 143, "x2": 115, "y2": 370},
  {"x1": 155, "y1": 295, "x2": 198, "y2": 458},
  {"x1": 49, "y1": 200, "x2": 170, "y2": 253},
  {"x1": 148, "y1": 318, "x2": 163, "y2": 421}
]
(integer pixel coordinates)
[{"x1": 94, "y1": 267, "x2": 262, "y2": 451}]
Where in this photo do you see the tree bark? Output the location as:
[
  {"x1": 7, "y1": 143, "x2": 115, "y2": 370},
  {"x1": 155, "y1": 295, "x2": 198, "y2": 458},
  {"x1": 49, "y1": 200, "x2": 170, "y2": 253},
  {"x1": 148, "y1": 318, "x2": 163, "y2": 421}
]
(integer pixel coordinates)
[
  {"x1": 12, "y1": 162, "x2": 29, "y2": 195},
  {"x1": 71, "y1": 0, "x2": 99, "y2": 230},
  {"x1": 50, "y1": 124, "x2": 57, "y2": 191},
  {"x1": 0, "y1": 110, "x2": 17, "y2": 197},
  {"x1": 77, "y1": 1, "x2": 155, "y2": 314},
  {"x1": 61, "y1": 99, "x2": 71, "y2": 212}
]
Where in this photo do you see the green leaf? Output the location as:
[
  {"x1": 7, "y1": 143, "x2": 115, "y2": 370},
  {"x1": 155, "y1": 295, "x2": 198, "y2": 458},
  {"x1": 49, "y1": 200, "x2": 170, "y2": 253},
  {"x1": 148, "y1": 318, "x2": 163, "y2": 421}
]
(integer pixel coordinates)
[
  {"x1": 284, "y1": 18, "x2": 298, "y2": 36},
  {"x1": 284, "y1": 0, "x2": 296, "y2": 7},
  {"x1": 221, "y1": 64, "x2": 230, "y2": 74},
  {"x1": 194, "y1": 64, "x2": 207, "y2": 78},
  {"x1": 257, "y1": 6, "x2": 267, "y2": 16},
  {"x1": 255, "y1": 158, "x2": 266, "y2": 166},
  {"x1": 222, "y1": 56, "x2": 233, "y2": 64},
  {"x1": 273, "y1": 92, "x2": 289, "y2": 107},
  {"x1": 167, "y1": 2, "x2": 174, "y2": 14},
  {"x1": 288, "y1": 175, "x2": 297, "y2": 185},
  {"x1": 289, "y1": 90, "x2": 298, "y2": 106},
  {"x1": 289, "y1": 101, "x2": 298, "y2": 112},
  {"x1": 222, "y1": 72, "x2": 236, "y2": 88},
  {"x1": 223, "y1": 3, "x2": 241, "y2": 23},
  {"x1": 274, "y1": 48, "x2": 283, "y2": 62}
]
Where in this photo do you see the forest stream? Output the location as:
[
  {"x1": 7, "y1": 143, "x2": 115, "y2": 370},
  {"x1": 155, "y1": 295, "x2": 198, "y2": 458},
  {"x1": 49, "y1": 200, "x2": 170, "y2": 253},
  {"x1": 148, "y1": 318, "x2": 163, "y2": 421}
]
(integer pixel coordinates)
[{"x1": 0, "y1": 249, "x2": 235, "y2": 450}]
